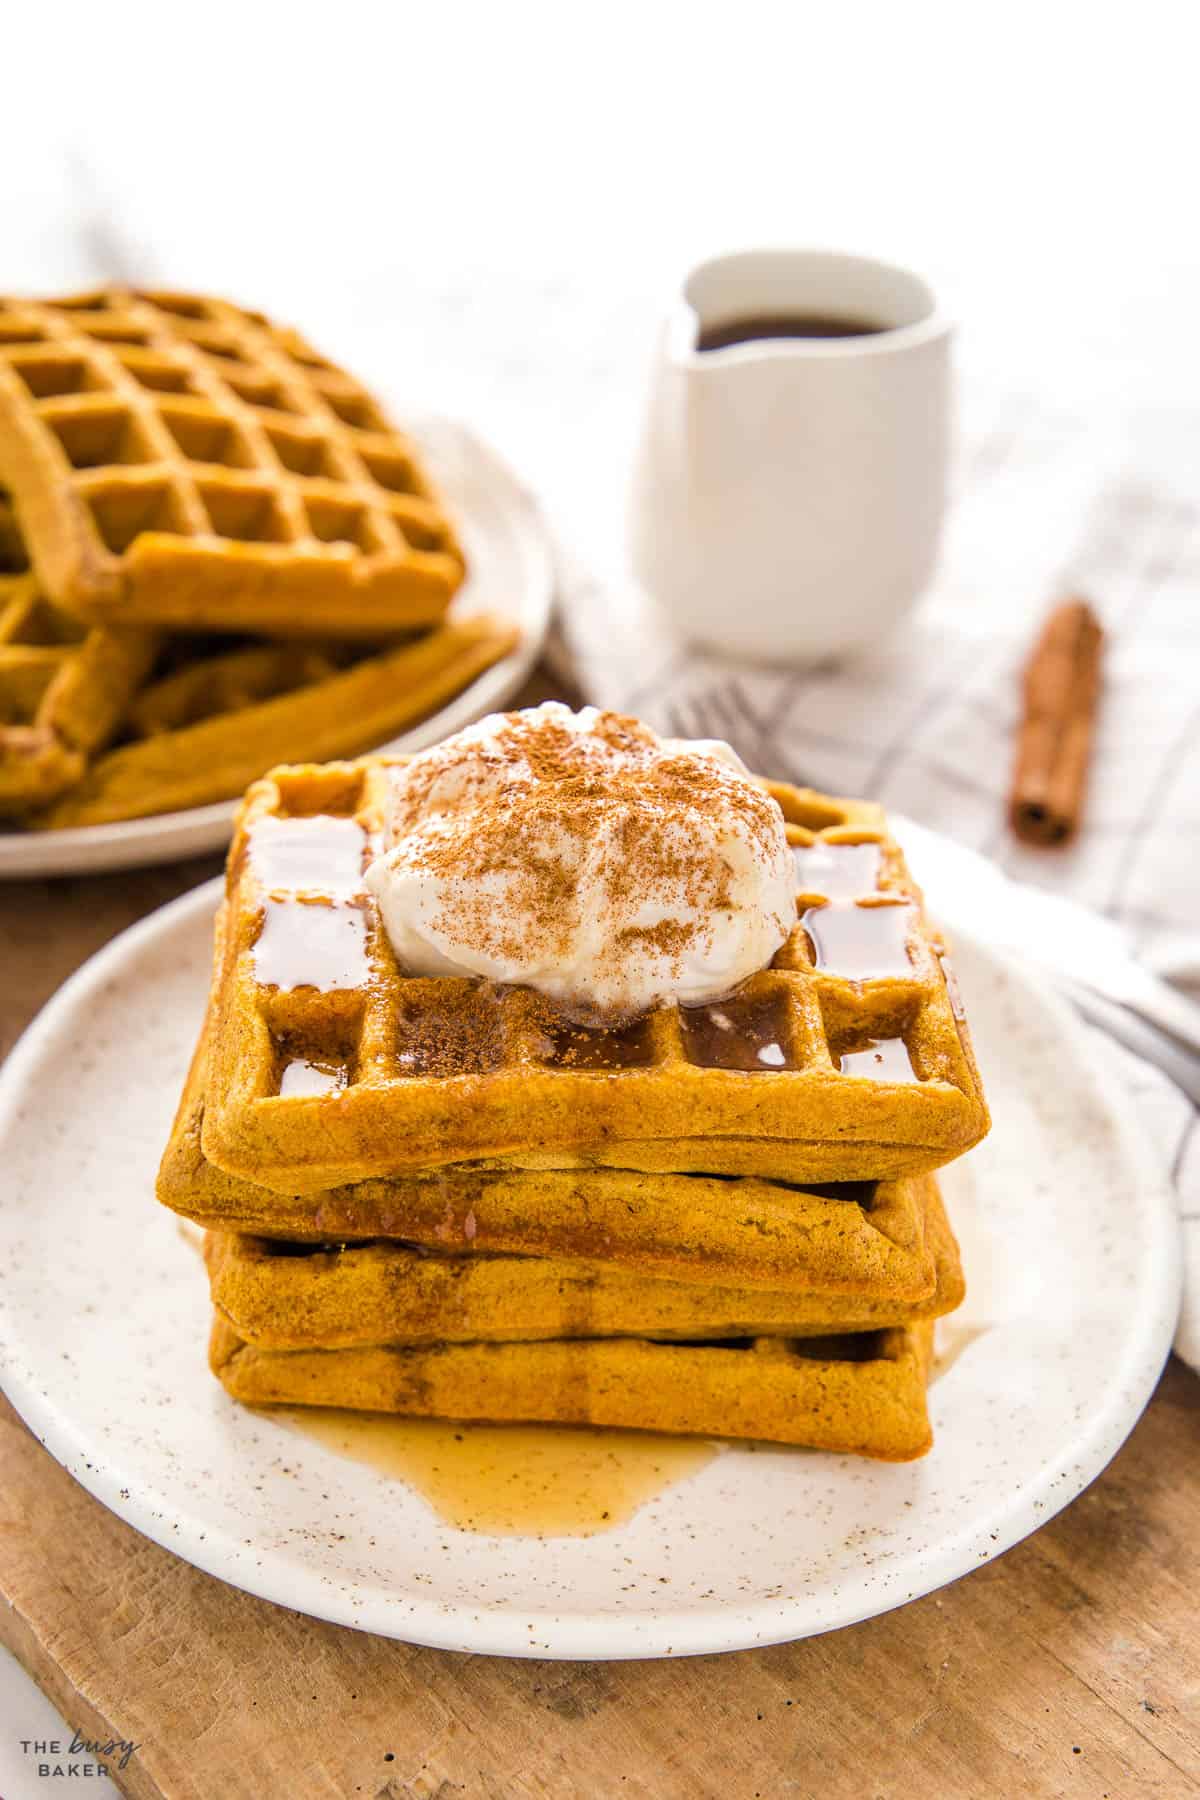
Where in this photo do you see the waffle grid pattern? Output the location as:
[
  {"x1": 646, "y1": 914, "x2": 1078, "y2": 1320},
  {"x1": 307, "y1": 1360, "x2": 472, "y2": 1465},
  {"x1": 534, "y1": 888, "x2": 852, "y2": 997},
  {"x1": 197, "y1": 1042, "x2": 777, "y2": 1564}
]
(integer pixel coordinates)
[
  {"x1": 0, "y1": 289, "x2": 465, "y2": 633},
  {"x1": 201, "y1": 759, "x2": 989, "y2": 1192}
]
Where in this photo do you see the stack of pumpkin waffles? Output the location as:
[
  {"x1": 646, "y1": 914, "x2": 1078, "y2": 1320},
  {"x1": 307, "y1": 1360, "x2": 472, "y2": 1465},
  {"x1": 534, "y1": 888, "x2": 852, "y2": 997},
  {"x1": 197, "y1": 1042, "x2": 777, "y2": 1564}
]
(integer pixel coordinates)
[
  {"x1": 0, "y1": 289, "x2": 517, "y2": 827},
  {"x1": 159, "y1": 727, "x2": 990, "y2": 1462}
]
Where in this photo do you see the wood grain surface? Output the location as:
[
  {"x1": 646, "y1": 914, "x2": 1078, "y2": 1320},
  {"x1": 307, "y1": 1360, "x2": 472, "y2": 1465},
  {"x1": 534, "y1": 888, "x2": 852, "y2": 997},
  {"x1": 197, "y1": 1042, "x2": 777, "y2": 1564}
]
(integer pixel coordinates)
[{"x1": 1, "y1": 699, "x2": 1198, "y2": 1800}]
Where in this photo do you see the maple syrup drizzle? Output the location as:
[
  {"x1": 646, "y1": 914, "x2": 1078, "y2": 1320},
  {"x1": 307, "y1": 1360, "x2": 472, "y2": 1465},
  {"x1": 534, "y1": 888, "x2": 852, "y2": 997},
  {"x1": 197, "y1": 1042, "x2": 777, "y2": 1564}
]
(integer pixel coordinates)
[
  {"x1": 802, "y1": 900, "x2": 916, "y2": 979},
  {"x1": 680, "y1": 993, "x2": 794, "y2": 1070},
  {"x1": 542, "y1": 1013, "x2": 657, "y2": 1069},
  {"x1": 792, "y1": 839, "x2": 882, "y2": 901},
  {"x1": 253, "y1": 897, "x2": 371, "y2": 991},
  {"x1": 277, "y1": 1411, "x2": 717, "y2": 1537},
  {"x1": 249, "y1": 814, "x2": 367, "y2": 896},
  {"x1": 278, "y1": 1057, "x2": 347, "y2": 1098},
  {"x1": 838, "y1": 1037, "x2": 917, "y2": 1081}
]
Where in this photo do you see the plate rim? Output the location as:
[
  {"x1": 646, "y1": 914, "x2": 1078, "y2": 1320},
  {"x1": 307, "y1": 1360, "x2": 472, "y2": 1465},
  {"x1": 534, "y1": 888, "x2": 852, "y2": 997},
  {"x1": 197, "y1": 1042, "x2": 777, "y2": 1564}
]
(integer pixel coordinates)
[
  {"x1": 0, "y1": 879, "x2": 1182, "y2": 1659},
  {"x1": 0, "y1": 417, "x2": 554, "y2": 879}
]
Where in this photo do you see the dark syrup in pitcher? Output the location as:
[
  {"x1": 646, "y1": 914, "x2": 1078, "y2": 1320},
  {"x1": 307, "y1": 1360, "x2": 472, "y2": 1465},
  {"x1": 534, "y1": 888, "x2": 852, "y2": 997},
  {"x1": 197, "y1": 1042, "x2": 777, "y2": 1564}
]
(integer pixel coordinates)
[{"x1": 698, "y1": 312, "x2": 888, "y2": 350}]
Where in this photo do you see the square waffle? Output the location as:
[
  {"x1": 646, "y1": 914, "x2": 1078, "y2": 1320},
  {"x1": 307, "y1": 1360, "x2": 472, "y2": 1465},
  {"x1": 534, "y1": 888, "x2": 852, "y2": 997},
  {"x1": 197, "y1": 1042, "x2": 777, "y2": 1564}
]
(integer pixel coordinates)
[
  {"x1": 0, "y1": 289, "x2": 465, "y2": 636},
  {"x1": 195, "y1": 758, "x2": 989, "y2": 1193},
  {"x1": 0, "y1": 498, "x2": 158, "y2": 812},
  {"x1": 209, "y1": 1315, "x2": 936, "y2": 1459},
  {"x1": 202, "y1": 1176, "x2": 963, "y2": 1349},
  {"x1": 163, "y1": 1031, "x2": 953, "y2": 1298}
]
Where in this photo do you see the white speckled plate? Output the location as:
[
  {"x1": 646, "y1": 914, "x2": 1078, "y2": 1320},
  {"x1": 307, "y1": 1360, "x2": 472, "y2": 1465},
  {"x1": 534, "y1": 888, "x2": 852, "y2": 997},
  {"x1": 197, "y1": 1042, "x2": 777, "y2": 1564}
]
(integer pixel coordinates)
[
  {"x1": 0, "y1": 418, "x2": 552, "y2": 878},
  {"x1": 0, "y1": 879, "x2": 1179, "y2": 1659}
]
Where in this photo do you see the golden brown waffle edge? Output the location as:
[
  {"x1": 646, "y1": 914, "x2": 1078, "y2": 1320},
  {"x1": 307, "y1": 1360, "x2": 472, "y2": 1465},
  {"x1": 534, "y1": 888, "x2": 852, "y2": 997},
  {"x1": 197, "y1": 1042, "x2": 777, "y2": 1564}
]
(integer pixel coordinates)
[
  {"x1": 209, "y1": 1314, "x2": 936, "y2": 1459},
  {"x1": 203, "y1": 1178, "x2": 963, "y2": 1349},
  {"x1": 32, "y1": 612, "x2": 517, "y2": 828},
  {"x1": 161, "y1": 1023, "x2": 958, "y2": 1297},
  {"x1": 0, "y1": 507, "x2": 160, "y2": 812}
]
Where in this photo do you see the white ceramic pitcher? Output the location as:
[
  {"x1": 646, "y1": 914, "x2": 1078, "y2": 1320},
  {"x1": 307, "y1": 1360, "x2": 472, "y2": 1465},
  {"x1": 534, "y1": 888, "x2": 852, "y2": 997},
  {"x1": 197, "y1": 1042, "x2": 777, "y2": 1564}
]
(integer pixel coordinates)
[{"x1": 628, "y1": 248, "x2": 952, "y2": 663}]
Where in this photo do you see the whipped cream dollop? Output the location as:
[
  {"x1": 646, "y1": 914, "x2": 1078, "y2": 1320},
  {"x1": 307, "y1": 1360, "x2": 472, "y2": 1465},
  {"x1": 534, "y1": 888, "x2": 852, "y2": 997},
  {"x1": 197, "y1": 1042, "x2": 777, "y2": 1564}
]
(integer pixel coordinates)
[{"x1": 364, "y1": 704, "x2": 795, "y2": 1020}]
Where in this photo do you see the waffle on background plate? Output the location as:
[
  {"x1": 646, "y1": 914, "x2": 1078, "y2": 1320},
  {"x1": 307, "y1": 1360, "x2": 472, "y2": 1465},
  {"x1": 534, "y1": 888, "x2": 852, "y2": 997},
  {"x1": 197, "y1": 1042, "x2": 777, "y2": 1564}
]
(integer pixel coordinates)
[
  {"x1": 0, "y1": 290, "x2": 520, "y2": 829},
  {"x1": 0, "y1": 289, "x2": 465, "y2": 632},
  {"x1": 162, "y1": 752, "x2": 989, "y2": 1461}
]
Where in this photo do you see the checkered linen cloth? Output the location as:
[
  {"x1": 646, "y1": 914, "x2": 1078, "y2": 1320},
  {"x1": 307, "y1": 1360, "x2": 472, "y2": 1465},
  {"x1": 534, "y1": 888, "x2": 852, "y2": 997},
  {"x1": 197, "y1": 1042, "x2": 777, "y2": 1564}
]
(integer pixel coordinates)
[{"x1": 552, "y1": 385, "x2": 1200, "y2": 1368}]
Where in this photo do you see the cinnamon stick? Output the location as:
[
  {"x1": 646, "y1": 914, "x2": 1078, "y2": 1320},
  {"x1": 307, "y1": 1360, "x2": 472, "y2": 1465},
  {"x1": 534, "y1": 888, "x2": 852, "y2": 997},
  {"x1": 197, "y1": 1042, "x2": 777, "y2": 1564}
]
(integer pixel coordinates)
[{"x1": 1009, "y1": 598, "x2": 1104, "y2": 846}]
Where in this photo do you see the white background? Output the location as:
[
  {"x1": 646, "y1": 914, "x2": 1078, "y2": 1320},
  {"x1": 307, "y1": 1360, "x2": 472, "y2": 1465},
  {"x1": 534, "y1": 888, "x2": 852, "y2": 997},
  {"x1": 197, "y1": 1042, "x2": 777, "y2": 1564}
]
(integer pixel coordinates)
[
  {"x1": 3, "y1": 1, "x2": 1200, "y2": 1786},
  {"x1": 7, "y1": 0, "x2": 1200, "y2": 574}
]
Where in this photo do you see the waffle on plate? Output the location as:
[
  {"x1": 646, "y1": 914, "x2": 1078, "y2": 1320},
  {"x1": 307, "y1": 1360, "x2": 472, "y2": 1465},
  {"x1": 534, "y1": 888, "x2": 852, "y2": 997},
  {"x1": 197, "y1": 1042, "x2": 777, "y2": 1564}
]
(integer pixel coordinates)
[
  {"x1": 166, "y1": 734, "x2": 985, "y2": 1459},
  {"x1": 0, "y1": 289, "x2": 465, "y2": 635},
  {"x1": 194, "y1": 759, "x2": 989, "y2": 1193},
  {"x1": 165, "y1": 1031, "x2": 957, "y2": 1295},
  {"x1": 209, "y1": 1314, "x2": 936, "y2": 1461},
  {"x1": 202, "y1": 1177, "x2": 963, "y2": 1350}
]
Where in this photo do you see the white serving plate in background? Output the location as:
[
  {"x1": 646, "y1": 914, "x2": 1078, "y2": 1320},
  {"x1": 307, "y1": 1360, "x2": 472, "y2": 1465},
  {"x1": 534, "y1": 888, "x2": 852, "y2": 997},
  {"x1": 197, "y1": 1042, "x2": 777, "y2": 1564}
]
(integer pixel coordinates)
[{"x1": 0, "y1": 418, "x2": 552, "y2": 878}]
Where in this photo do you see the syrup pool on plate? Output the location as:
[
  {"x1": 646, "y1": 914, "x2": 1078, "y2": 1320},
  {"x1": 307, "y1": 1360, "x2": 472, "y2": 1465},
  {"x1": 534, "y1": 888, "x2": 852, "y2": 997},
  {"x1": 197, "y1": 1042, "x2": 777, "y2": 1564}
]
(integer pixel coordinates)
[{"x1": 277, "y1": 1411, "x2": 717, "y2": 1537}]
